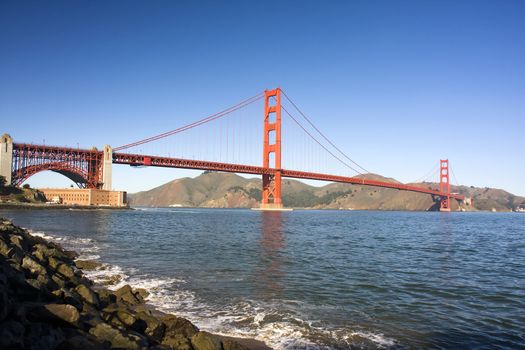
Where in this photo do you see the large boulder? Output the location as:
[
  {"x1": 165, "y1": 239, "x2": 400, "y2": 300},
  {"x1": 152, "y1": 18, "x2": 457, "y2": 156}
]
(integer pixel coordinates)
[
  {"x1": 222, "y1": 338, "x2": 251, "y2": 350},
  {"x1": 44, "y1": 303, "x2": 80, "y2": 325},
  {"x1": 0, "y1": 237, "x2": 10, "y2": 257},
  {"x1": 22, "y1": 256, "x2": 47, "y2": 276},
  {"x1": 162, "y1": 333, "x2": 193, "y2": 350},
  {"x1": 191, "y1": 331, "x2": 222, "y2": 350},
  {"x1": 135, "y1": 310, "x2": 165, "y2": 341},
  {"x1": 162, "y1": 314, "x2": 199, "y2": 338},
  {"x1": 75, "y1": 260, "x2": 103, "y2": 271},
  {"x1": 32, "y1": 243, "x2": 69, "y2": 263},
  {"x1": 56, "y1": 263, "x2": 75, "y2": 279},
  {"x1": 9, "y1": 234, "x2": 27, "y2": 250},
  {"x1": 114, "y1": 284, "x2": 144, "y2": 305},
  {"x1": 75, "y1": 284, "x2": 100, "y2": 307},
  {"x1": 89, "y1": 322, "x2": 148, "y2": 350},
  {"x1": 27, "y1": 303, "x2": 80, "y2": 326}
]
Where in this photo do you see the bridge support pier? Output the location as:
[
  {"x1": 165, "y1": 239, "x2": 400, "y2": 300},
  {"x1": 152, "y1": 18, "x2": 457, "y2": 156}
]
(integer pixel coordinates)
[
  {"x1": 102, "y1": 145, "x2": 113, "y2": 190},
  {"x1": 0, "y1": 134, "x2": 13, "y2": 186}
]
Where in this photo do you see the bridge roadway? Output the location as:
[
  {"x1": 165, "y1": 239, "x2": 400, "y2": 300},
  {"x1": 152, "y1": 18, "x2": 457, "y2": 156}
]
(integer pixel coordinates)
[{"x1": 113, "y1": 152, "x2": 465, "y2": 201}]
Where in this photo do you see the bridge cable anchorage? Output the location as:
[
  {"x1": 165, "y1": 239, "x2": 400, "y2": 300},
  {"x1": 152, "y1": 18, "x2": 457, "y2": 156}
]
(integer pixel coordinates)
[
  {"x1": 113, "y1": 92, "x2": 265, "y2": 151},
  {"x1": 281, "y1": 89, "x2": 371, "y2": 175},
  {"x1": 280, "y1": 104, "x2": 363, "y2": 175}
]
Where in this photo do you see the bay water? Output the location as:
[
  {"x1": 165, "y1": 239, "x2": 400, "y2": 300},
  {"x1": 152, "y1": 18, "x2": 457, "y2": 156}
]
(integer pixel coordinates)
[{"x1": 1, "y1": 208, "x2": 524, "y2": 349}]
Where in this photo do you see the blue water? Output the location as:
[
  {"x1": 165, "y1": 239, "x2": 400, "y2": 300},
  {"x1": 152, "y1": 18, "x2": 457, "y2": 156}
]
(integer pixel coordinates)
[{"x1": 1, "y1": 208, "x2": 524, "y2": 349}]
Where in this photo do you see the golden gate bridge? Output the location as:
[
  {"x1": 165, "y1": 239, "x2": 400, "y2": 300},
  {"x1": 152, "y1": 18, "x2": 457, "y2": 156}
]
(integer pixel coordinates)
[{"x1": 0, "y1": 88, "x2": 465, "y2": 211}]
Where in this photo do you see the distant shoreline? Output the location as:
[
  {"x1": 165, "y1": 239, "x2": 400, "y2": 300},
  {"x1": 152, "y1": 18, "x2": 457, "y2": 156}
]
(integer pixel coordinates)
[
  {"x1": 0, "y1": 203, "x2": 517, "y2": 213},
  {"x1": 0, "y1": 203, "x2": 132, "y2": 210}
]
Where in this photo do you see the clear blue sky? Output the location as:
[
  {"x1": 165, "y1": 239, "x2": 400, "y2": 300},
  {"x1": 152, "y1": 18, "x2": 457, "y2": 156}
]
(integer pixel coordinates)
[{"x1": 1, "y1": 1, "x2": 524, "y2": 196}]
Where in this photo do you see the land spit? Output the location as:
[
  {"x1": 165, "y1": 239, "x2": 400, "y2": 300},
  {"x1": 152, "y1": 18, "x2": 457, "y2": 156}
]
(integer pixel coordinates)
[{"x1": 0, "y1": 217, "x2": 270, "y2": 350}]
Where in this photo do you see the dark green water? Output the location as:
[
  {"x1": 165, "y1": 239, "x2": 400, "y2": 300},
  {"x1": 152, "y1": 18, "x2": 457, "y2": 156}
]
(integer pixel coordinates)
[{"x1": 1, "y1": 208, "x2": 524, "y2": 349}]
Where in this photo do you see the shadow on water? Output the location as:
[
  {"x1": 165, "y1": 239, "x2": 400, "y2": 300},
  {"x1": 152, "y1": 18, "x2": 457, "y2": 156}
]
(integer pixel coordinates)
[{"x1": 256, "y1": 211, "x2": 286, "y2": 299}]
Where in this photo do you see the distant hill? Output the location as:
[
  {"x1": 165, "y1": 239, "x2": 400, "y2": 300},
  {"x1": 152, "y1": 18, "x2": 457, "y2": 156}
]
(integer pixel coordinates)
[{"x1": 128, "y1": 172, "x2": 525, "y2": 211}]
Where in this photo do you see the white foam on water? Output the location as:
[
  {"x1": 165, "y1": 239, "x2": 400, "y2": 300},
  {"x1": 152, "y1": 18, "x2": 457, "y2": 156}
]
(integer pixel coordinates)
[
  {"x1": 117, "y1": 276, "x2": 396, "y2": 350},
  {"x1": 347, "y1": 331, "x2": 396, "y2": 348},
  {"x1": 28, "y1": 230, "x2": 60, "y2": 241},
  {"x1": 82, "y1": 263, "x2": 129, "y2": 286}
]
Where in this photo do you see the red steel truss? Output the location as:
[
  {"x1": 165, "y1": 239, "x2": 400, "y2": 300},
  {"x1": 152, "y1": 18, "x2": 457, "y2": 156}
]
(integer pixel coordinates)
[{"x1": 12, "y1": 143, "x2": 103, "y2": 188}]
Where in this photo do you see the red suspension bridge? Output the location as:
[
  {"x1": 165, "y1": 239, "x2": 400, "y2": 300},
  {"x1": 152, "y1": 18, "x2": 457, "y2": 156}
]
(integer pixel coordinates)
[{"x1": 0, "y1": 88, "x2": 465, "y2": 211}]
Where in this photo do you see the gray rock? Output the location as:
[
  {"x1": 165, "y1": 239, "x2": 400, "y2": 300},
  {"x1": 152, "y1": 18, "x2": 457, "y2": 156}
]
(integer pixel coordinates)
[
  {"x1": 163, "y1": 314, "x2": 199, "y2": 338},
  {"x1": 9, "y1": 234, "x2": 26, "y2": 250},
  {"x1": 8, "y1": 246, "x2": 24, "y2": 265},
  {"x1": 98, "y1": 274, "x2": 122, "y2": 286},
  {"x1": 222, "y1": 338, "x2": 251, "y2": 350},
  {"x1": 48, "y1": 256, "x2": 61, "y2": 269},
  {"x1": 56, "y1": 263, "x2": 75, "y2": 279},
  {"x1": 0, "y1": 237, "x2": 9, "y2": 257},
  {"x1": 75, "y1": 284, "x2": 100, "y2": 306},
  {"x1": 136, "y1": 310, "x2": 166, "y2": 341},
  {"x1": 162, "y1": 333, "x2": 193, "y2": 350},
  {"x1": 32, "y1": 249, "x2": 46, "y2": 263},
  {"x1": 89, "y1": 323, "x2": 148, "y2": 350},
  {"x1": 22, "y1": 256, "x2": 47, "y2": 276},
  {"x1": 51, "y1": 273, "x2": 67, "y2": 288},
  {"x1": 44, "y1": 303, "x2": 80, "y2": 324},
  {"x1": 191, "y1": 331, "x2": 222, "y2": 350},
  {"x1": 27, "y1": 302, "x2": 80, "y2": 326},
  {"x1": 64, "y1": 249, "x2": 79, "y2": 260},
  {"x1": 33, "y1": 243, "x2": 68, "y2": 260},
  {"x1": 37, "y1": 272, "x2": 59, "y2": 290},
  {"x1": 75, "y1": 259, "x2": 103, "y2": 270},
  {"x1": 115, "y1": 309, "x2": 139, "y2": 328},
  {"x1": 115, "y1": 284, "x2": 143, "y2": 305},
  {"x1": 135, "y1": 288, "x2": 150, "y2": 300},
  {"x1": 95, "y1": 288, "x2": 117, "y2": 306}
]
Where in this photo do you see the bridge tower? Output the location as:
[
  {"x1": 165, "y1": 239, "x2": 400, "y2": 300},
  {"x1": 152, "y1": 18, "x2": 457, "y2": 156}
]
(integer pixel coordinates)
[
  {"x1": 439, "y1": 159, "x2": 451, "y2": 211},
  {"x1": 261, "y1": 88, "x2": 283, "y2": 210},
  {"x1": 0, "y1": 134, "x2": 13, "y2": 186}
]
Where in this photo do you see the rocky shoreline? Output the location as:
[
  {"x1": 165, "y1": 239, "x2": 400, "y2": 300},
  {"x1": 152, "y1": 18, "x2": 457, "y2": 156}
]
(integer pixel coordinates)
[{"x1": 0, "y1": 218, "x2": 270, "y2": 350}]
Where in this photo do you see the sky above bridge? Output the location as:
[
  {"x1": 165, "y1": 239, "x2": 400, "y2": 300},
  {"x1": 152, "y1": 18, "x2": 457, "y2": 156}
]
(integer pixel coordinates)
[{"x1": 1, "y1": 1, "x2": 524, "y2": 196}]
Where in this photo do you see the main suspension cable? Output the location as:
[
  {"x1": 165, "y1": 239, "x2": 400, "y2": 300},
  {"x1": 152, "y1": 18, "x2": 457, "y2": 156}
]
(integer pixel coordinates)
[
  {"x1": 281, "y1": 104, "x2": 362, "y2": 175},
  {"x1": 281, "y1": 89, "x2": 371, "y2": 174},
  {"x1": 114, "y1": 92, "x2": 264, "y2": 151}
]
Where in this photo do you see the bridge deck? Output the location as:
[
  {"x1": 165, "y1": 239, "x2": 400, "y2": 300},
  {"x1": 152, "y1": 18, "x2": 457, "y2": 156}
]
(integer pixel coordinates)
[{"x1": 113, "y1": 152, "x2": 465, "y2": 200}]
